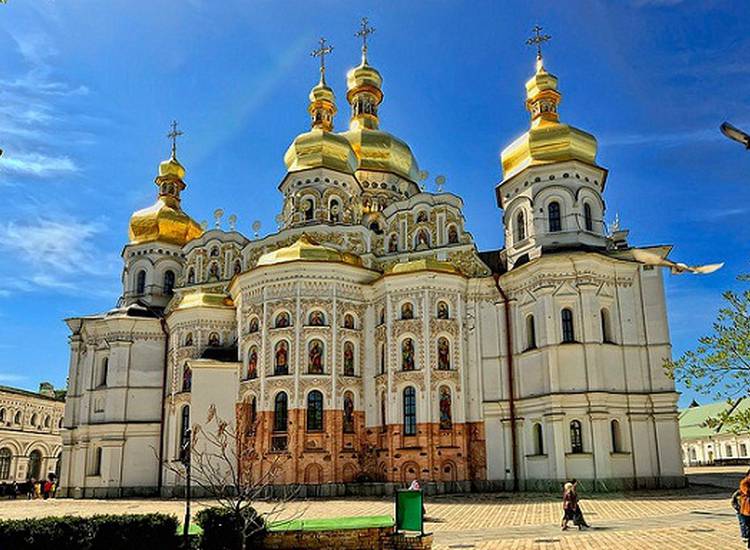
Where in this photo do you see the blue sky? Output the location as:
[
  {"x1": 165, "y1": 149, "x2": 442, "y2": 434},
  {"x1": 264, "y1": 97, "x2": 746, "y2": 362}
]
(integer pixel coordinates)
[{"x1": 0, "y1": 1, "x2": 747, "y2": 407}]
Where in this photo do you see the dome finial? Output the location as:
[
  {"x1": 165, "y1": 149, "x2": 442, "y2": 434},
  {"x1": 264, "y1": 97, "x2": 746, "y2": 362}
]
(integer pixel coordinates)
[
  {"x1": 167, "y1": 120, "x2": 183, "y2": 160},
  {"x1": 355, "y1": 16, "x2": 375, "y2": 64},
  {"x1": 526, "y1": 24, "x2": 551, "y2": 72},
  {"x1": 311, "y1": 36, "x2": 333, "y2": 85}
]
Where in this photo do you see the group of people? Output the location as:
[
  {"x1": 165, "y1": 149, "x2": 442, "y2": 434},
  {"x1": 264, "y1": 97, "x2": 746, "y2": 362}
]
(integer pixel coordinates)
[
  {"x1": 561, "y1": 478, "x2": 590, "y2": 531},
  {"x1": 733, "y1": 469, "x2": 750, "y2": 549},
  {"x1": 0, "y1": 473, "x2": 57, "y2": 500}
]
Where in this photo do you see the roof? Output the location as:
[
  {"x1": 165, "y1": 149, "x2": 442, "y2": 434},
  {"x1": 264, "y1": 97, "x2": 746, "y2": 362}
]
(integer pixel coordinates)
[
  {"x1": 0, "y1": 385, "x2": 65, "y2": 403},
  {"x1": 678, "y1": 399, "x2": 746, "y2": 440}
]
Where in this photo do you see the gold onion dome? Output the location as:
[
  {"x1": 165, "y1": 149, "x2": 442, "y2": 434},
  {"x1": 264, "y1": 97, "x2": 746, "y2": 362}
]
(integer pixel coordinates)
[
  {"x1": 339, "y1": 57, "x2": 420, "y2": 183},
  {"x1": 256, "y1": 234, "x2": 363, "y2": 267},
  {"x1": 284, "y1": 72, "x2": 359, "y2": 174},
  {"x1": 175, "y1": 291, "x2": 234, "y2": 311},
  {"x1": 500, "y1": 56, "x2": 598, "y2": 180},
  {"x1": 128, "y1": 153, "x2": 203, "y2": 246}
]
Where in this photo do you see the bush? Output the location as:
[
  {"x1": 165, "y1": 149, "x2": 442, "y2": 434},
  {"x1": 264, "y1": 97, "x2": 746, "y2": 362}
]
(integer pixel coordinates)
[
  {"x1": 195, "y1": 507, "x2": 264, "y2": 550},
  {"x1": 0, "y1": 513, "x2": 179, "y2": 550}
]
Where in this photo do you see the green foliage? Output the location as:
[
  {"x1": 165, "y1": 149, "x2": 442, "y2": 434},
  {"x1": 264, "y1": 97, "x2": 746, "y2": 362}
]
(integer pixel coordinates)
[
  {"x1": 195, "y1": 507, "x2": 264, "y2": 550},
  {"x1": 665, "y1": 283, "x2": 750, "y2": 431},
  {"x1": 0, "y1": 513, "x2": 179, "y2": 550}
]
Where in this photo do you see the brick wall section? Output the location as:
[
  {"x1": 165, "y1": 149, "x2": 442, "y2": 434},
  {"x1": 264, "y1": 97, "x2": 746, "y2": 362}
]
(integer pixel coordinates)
[
  {"x1": 237, "y1": 402, "x2": 486, "y2": 486},
  {"x1": 262, "y1": 527, "x2": 432, "y2": 550}
]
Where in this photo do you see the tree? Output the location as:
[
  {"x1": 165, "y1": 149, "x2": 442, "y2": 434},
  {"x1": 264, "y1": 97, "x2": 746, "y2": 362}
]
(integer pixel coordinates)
[
  {"x1": 163, "y1": 404, "x2": 299, "y2": 550},
  {"x1": 665, "y1": 278, "x2": 750, "y2": 432}
]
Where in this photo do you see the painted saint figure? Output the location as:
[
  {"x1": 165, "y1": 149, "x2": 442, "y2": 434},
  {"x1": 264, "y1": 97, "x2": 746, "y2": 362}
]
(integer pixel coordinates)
[
  {"x1": 344, "y1": 314, "x2": 355, "y2": 329},
  {"x1": 448, "y1": 225, "x2": 459, "y2": 244},
  {"x1": 309, "y1": 340, "x2": 324, "y2": 374},
  {"x1": 439, "y1": 387, "x2": 452, "y2": 430},
  {"x1": 343, "y1": 341, "x2": 355, "y2": 376},
  {"x1": 388, "y1": 234, "x2": 398, "y2": 253},
  {"x1": 402, "y1": 338, "x2": 415, "y2": 371},
  {"x1": 309, "y1": 311, "x2": 325, "y2": 326},
  {"x1": 247, "y1": 347, "x2": 258, "y2": 379},
  {"x1": 437, "y1": 337, "x2": 451, "y2": 370},
  {"x1": 401, "y1": 302, "x2": 414, "y2": 320},
  {"x1": 275, "y1": 341, "x2": 289, "y2": 375},
  {"x1": 275, "y1": 312, "x2": 290, "y2": 328},
  {"x1": 182, "y1": 364, "x2": 192, "y2": 392},
  {"x1": 209, "y1": 262, "x2": 220, "y2": 280},
  {"x1": 416, "y1": 229, "x2": 430, "y2": 248},
  {"x1": 184, "y1": 332, "x2": 193, "y2": 346},
  {"x1": 208, "y1": 332, "x2": 220, "y2": 347},
  {"x1": 343, "y1": 392, "x2": 355, "y2": 433},
  {"x1": 248, "y1": 318, "x2": 259, "y2": 333},
  {"x1": 437, "y1": 301, "x2": 449, "y2": 320}
]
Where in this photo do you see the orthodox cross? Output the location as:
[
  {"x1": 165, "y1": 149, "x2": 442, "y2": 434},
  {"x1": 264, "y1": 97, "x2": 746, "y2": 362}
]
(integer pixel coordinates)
[
  {"x1": 355, "y1": 17, "x2": 375, "y2": 59},
  {"x1": 526, "y1": 25, "x2": 551, "y2": 58},
  {"x1": 311, "y1": 37, "x2": 333, "y2": 81},
  {"x1": 167, "y1": 120, "x2": 183, "y2": 158}
]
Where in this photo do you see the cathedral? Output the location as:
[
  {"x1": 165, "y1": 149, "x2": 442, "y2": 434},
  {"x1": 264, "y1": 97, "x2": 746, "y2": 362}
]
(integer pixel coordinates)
[{"x1": 59, "y1": 24, "x2": 691, "y2": 497}]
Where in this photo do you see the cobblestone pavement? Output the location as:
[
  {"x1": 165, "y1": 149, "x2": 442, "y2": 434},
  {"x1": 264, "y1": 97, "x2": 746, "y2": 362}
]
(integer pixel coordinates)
[{"x1": 1, "y1": 481, "x2": 746, "y2": 549}]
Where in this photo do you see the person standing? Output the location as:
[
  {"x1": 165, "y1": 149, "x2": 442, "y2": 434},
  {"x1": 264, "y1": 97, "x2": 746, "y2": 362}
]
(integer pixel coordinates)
[
  {"x1": 738, "y1": 469, "x2": 750, "y2": 549},
  {"x1": 561, "y1": 482, "x2": 576, "y2": 530}
]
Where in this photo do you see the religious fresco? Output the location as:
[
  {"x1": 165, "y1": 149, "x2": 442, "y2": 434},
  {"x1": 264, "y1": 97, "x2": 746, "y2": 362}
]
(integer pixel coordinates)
[
  {"x1": 308, "y1": 339, "x2": 324, "y2": 374},
  {"x1": 401, "y1": 338, "x2": 415, "y2": 371},
  {"x1": 274, "y1": 340, "x2": 289, "y2": 375}
]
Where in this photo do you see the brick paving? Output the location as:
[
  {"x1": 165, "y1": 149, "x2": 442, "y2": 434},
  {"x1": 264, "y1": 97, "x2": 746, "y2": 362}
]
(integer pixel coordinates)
[{"x1": 0, "y1": 483, "x2": 745, "y2": 549}]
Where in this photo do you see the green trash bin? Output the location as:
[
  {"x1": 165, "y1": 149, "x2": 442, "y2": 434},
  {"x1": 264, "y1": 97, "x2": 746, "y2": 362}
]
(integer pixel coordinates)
[{"x1": 395, "y1": 489, "x2": 424, "y2": 534}]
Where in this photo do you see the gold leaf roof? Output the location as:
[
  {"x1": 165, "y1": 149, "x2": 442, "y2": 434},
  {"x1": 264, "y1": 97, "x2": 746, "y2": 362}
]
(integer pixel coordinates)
[
  {"x1": 283, "y1": 129, "x2": 359, "y2": 174},
  {"x1": 256, "y1": 234, "x2": 363, "y2": 267},
  {"x1": 128, "y1": 197, "x2": 203, "y2": 246},
  {"x1": 501, "y1": 58, "x2": 598, "y2": 180},
  {"x1": 175, "y1": 291, "x2": 234, "y2": 310},
  {"x1": 386, "y1": 258, "x2": 460, "y2": 275},
  {"x1": 339, "y1": 128, "x2": 419, "y2": 183}
]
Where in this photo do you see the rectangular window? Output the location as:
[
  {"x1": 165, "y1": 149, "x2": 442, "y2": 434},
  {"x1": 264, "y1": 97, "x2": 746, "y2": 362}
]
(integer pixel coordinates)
[{"x1": 403, "y1": 388, "x2": 417, "y2": 437}]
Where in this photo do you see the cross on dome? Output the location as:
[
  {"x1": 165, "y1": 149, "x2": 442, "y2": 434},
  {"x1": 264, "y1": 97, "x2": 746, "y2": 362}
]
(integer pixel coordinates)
[
  {"x1": 311, "y1": 37, "x2": 333, "y2": 84},
  {"x1": 167, "y1": 120, "x2": 183, "y2": 158},
  {"x1": 355, "y1": 17, "x2": 375, "y2": 62},
  {"x1": 526, "y1": 25, "x2": 551, "y2": 60}
]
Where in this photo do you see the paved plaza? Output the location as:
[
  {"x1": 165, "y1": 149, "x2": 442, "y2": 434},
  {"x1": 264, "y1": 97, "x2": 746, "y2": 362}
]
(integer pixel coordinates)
[{"x1": 2, "y1": 467, "x2": 747, "y2": 549}]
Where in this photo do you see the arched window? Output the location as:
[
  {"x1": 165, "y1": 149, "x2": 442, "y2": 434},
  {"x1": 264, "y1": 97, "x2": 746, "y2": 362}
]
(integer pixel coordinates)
[
  {"x1": 274, "y1": 341, "x2": 289, "y2": 376},
  {"x1": 601, "y1": 308, "x2": 613, "y2": 343},
  {"x1": 388, "y1": 234, "x2": 399, "y2": 253},
  {"x1": 248, "y1": 318, "x2": 259, "y2": 333},
  {"x1": 380, "y1": 393, "x2": 387, "y2": 432},
  {"x1": 611, "y1": 419, "x2": 622, "y2": 453},
  {"x1": 246, "y1": 346, "x2": 258, "y2": 379},
  {"x1": 561, "y1": 308, "x2": 575, "y2": 343},
  {"x1": 439, "y1": 387, "x2": 452, "y2": 430},
  {"x1": 208, "y1": 332, "x2": 221, "y2": 347},
  {"x1": 437, "y1": 301, "x2": 450, "y2": 319},
  {"x1": 379, "y1": 308, "x2": 385, "y2": 326},
  {"x1": 415, "y1": 229, "x2": 430, "y2": 248},
  {"x1": 343, "y1": 392, "x2": 355, "y2": 434},
  {"x1": 401, "y1": 338, "x2": 415, "y2": 371},
  {"x1": 248, "y1": 397, "x2": 257, "y2": 430},
  {"x1": 136, "y1": 270, "x2": 146, "y2": 295},
  {"x1": 548, "y1": 202, "x2": 562, "y2": 232},
  {"x1": 180, "y1": 405, "x2": 190, "y2": 451},
  {"x1": 184, "y1": 332, "x2": 193, "y2": 346},
  {"x1": 329, "y1": 199, "x2": 340, "y2": 223},
  {"x1": 533, "y1": 423, "x2": 544, "y2": 455},
  {"x1": 13, "y1": 411, "x2": 21, "y2": 425},
  {"x1": 44, "y1": 415, "x2": 50, "y2": 429},
  {"x1": 233, "y1": 259, "x2": 242, "y2": 275},
  {"x1": 437, "y1": 338, "x2": 451, "y2": 370},
  {"x1": 447, "y1": 225, "x2": 459, "y2": 244},
  {"x1": 0, "y1": 448, "x2": 11, "y2": 479},
  {"x1": 210, "y1": 246, "x2": 220, "y2": 257},
  {"x1": 163, "y1": 270, "x2": 175, "y2": 296},
  {"x1": 515, "y1": 211, "x2": 526, "y2": 242},
  {"x1": 275, "y1": 311, "x2": 290, "y2": 328},
  {"x1": 182, "y1": 364, "x2": 192, "y2": 392},
  {"x1": 28, "y1": 449, "x2": 42, "y2": 480},
  {"x1": 416, "y1": 211, "x2": 428, "y2": 223},
  {"x1": 308, "y1": 339, "x2": 324, "y2": 374},
  {"x1": 31, "y1": 413, "x2": 38, "y2": 427},
  {"x1": 306, "y1": 390, "x2": 323, "y2": 432},
  {"x1": 401, "y1": 302, "x2": 414, "y2": 320},
  {"x1": 570, "y1": 420, "x2": 584, "y2": 454},
  {"x1": 187, "y1": 268, "x2": 195, "y2": 284},
  {"x1": 403, "y1": 387, "x2": 417, "y2": 436},
  {"x1": 98, "y1": 358, "x2": 108, "y2": 387},
  {"x1": 380, "y1": 343, "x2": 386, "y2": 374},
  {"x1": 584, "y1": 203, "x2": 593, "y2": 232},
  {"x1": 726, "y1": 444, "x2": 733, "y2": 458},
  {"x1": 343, "y1": 341, "x2": 355, "y2": 376},
  {"x1": 343, "y1": 314, "x2": 355, "y2": 329},
  {"x1": 274, "y1": 392, "x2": 288, "y2": 432},
  {"x1": 303, "y1": 198, "x2": 315, "y2": 221},
  {"x1": 308, "y1": 310, "x2": 325, "y2": 326},
  {"x1": 0, "y1": 408, "x2": 5, "y2": 422},
  {"x1": 208, "y1": 262, "x2": 220, "y2": 280},
  {"x1": 525, "y1": 315, "x2": 536, "y2": 351},
  {"x1": 689, "y1": 447, "x2": 697, "y2": 461},
  {"x1": 92, "y1": 447, "x2": 102, "y2": 476}
]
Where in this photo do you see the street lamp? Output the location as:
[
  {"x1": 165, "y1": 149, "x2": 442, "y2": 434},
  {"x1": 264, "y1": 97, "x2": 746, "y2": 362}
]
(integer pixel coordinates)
[{"x1": 720, "y1": 122, "x2": 750, "y2": 149}]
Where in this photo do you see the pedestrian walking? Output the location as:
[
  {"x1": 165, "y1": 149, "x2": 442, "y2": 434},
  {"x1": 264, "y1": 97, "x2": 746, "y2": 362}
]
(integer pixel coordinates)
[
  {"x1": 561, "y1": 479, "x2": 590, "y2": 531},
  {"x1": 738, "y1": 469, "x2": 750, "y2": 549}
]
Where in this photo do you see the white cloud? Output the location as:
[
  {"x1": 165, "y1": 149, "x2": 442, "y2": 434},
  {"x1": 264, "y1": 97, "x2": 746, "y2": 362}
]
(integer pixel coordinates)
[
  {"x1": 0, "y1": 151, "x2": 78, "y2": 176},
  {"x1": 0, "y1": 373, "x2": 28, "y2": 384}
]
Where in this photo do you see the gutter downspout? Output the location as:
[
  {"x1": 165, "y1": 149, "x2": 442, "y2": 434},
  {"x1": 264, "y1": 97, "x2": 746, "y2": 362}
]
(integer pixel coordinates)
[
  {"x1": 157, "y1": 315, "x2": 169, "y2": 495},
  {"x1": 493, "y1": 273, "x2": 519, "y2": 492}
]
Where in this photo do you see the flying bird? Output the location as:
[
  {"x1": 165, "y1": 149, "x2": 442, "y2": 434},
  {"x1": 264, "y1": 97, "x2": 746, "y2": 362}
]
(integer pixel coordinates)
[
  {"x1": 628, "y1": 248, "x2": 723, "y2": 275},
  {"x1": 720, "y1": 122, "x2": 750, "y2": 149}
]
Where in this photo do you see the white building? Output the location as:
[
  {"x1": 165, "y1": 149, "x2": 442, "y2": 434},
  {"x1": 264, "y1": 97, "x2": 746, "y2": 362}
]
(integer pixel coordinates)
[
  {"x1": 0, "y1": 383, "x2": 65, "y2": 483},
  {"x1": 60, "y1": 36, "x2": 694, "y2": 497},
  {"x1": 680, "y1": 399, "x2": 750, "y2": 466}
]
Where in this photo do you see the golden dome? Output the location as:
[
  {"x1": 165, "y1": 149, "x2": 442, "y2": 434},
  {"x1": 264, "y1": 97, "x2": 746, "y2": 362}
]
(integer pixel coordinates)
[
  {"x1": 175, "y1": 291, "x2": 234, "y2": 310},
  {"x1": 501, "y1": 57, "x2": 598, "y2": 180},
  {"x1": 284, "y1": 129, "x2": 359, "y2": 174},
  {"x1": 129, "y1": 198, "x2": 203, "y2": 246},
  {"x1": 346, "y1": 60, "x2": 383, "y2": 98},
  {"x1": 309, "y1": 80, "x2": 335, "y2": 104},
  {"x1": 256, "y1": 234, "x2": 362, "y2": 267},
  {"x1": 159, "y1": 155, "x2": 186, "y2": 180},
  {"x1": 386, "y1": 258, "x2": 460, "y2": 275},
  {"x1": 340, "y1": 128, "x2": 419, "y2": 183}
]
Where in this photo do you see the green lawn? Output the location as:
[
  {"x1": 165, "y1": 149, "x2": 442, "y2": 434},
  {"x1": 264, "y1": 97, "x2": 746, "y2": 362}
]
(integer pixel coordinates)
[{"x1": 267, "y1": 515, "x2": 394, "y2": 532}]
